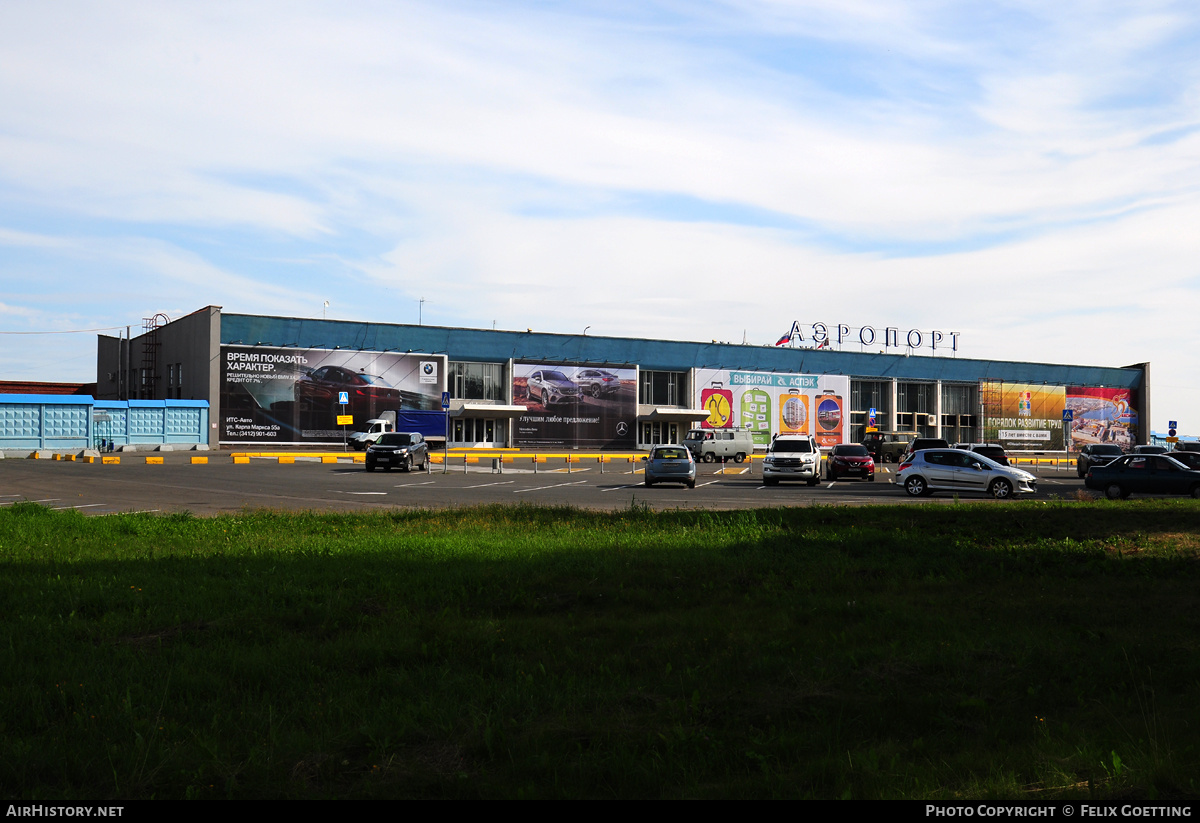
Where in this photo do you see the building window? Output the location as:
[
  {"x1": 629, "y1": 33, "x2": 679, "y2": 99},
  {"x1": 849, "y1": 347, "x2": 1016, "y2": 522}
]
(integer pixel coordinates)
[
  {"x1": 449, "y1": 362, "x2": 502, "y2": 401},
  {"x1": 849, "y1": 380, "x2": 892, "y2": 443},
  {"x1": 639, "y1": 371, "x2": 686, "y2": 406},
  {"x1": 897, "y1": 382, "x2": 937, "y2": 437}
]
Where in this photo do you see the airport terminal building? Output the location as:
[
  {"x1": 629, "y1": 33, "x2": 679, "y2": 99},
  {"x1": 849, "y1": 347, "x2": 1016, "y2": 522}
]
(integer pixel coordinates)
[{"x1": 95, "y1": 306, "x2": 1150, "y2": 453}]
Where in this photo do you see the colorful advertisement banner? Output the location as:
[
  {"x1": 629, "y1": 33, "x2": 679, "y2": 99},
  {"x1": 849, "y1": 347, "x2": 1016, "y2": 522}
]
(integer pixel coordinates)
[
  {"x1": 694, "y1": 369, "x2": 850, "y2": 448},
  {"x1": 512, "y1": 362, "x2": 637, "y2": 449},
  {"x1": 220, "y1": 346, "x2": 445, "y2": 444},
  {"x1": 984, "y1": 383, "x2": 1066, "y2": 450},
  {"x1": 1065, "y1": 387, "x2": 1137, "y2": 452}
]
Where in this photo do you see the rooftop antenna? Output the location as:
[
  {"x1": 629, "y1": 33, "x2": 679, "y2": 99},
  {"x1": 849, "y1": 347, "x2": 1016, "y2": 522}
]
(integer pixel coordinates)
[
  {"x1": 419, "y1": 297, "x2": 426, "y2": 326},
  {"x1": 323, "y1": 300, "x2": 329, "y2": 320}
]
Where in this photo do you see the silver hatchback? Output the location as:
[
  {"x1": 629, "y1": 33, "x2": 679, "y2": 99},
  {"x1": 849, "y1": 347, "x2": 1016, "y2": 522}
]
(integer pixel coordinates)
[{"x1": 895, "y1": 449, "x2": 1036, "y2": 499}]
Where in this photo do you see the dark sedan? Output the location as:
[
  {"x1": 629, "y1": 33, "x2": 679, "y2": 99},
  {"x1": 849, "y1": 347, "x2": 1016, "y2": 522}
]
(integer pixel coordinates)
[{"x1": 1083, "y1": 455, "x2": 1200, "y2": 499}]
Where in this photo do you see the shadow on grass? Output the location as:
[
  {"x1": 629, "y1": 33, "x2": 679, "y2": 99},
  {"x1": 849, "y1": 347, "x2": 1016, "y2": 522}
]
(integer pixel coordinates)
[{"x1": 2, "y1": 501, "x2": 1199, "y2": 800}]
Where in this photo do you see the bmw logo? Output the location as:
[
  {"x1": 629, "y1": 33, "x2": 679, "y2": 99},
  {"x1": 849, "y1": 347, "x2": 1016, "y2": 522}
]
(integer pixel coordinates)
[{"x1": 422, "y1": 363, "x2": 434, "y2": 375}]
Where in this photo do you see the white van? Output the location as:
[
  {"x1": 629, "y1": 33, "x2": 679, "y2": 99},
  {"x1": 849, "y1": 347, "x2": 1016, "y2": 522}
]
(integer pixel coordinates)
[{"x1": 683, "y1": 428, "x2": 755, "y2": 463}]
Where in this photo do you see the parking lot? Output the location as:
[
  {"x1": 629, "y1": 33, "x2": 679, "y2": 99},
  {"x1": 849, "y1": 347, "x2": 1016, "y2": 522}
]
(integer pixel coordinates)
[{"x1": 0, "y1": 452, "x2": 1091, "y2": 516}]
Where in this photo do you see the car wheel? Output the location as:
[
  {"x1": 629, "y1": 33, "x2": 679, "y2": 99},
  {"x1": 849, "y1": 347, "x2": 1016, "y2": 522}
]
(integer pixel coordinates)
[
  {"x1": 734, "y1": 453, "x2": 745, "y2": 464},
  {"x1": 687, "y1": 479, "x2": 696, "y2": 489},
  {"x1": 366, "y1": 464, "x2": 375, "y2": 472},
  {"x1": 404, "y1": 454, "x2": 413, "y2": 472},
  {"x1": 589, "y1": 385, "x2": 600, "y2": 398},
  {"x1": 904, "y1": 476, "x2": 928, "y2": 497},
  {"x1": 703, "y1": 453, "x2": 715, "y2": 463},
  {"x1": 1105, "y1": 483, "x2": 1125, "y2": 500},
  {"x1": 644, "y1": 478, "x2": 654, "y2": 487},
  {"x1": 807, "y1": 477, "x2": 819, "y2": 487},
  {"x1": 868, "y1": 475, "x2": 875, "y2": 482},
  {"x1": 989, "y1": 478, "x2": 1013, "y2": 500},
  {"x1": 764, "y1": 477, "x2": 778, "y2": 486},
  {"x1": 1191, "y1": 485, "x2": 1200, "y2": 499},
  {"x1": 883, "y1": 453, "x2": 894, "y2": 463}
]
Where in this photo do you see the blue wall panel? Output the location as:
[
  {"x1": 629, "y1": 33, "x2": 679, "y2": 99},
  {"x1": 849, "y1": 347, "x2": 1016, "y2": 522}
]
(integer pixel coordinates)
[{"x1": 0, "y1": 397, "x2": 208, "y2": 450}]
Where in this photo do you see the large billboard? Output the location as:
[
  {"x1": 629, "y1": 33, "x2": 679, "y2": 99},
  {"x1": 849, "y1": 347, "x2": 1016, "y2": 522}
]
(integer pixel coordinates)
[
  {"x1": 694, "y1": 369, "x2": 851, "y2": 448},
  {"x1": 220, "y1": 345, "x2": 445, "y2": 444},
  {"x1": 983, "y1": 382, "x2": 1066, "y2": 450},
  {"x1": 1065, "y1": 387, "x2": 1137, "y2": 452},
  {"x1": 511, "y1": 362, "x2": 637, "y2": 449}
]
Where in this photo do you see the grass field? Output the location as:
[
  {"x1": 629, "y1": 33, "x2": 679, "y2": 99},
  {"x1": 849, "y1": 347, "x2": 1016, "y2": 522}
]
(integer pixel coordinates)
[{"x1": 2, "y1": 499, "x2": 1198, "y2": 800}]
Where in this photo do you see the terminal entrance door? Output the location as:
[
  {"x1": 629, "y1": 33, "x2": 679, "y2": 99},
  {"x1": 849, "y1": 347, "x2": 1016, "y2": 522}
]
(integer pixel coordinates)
[{"x1": 640, "y1": 422, "x2": 679, "y2": 446}]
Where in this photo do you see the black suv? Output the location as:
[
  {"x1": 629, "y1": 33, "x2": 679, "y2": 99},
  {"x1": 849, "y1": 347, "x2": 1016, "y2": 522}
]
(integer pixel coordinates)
[
  {"x1": 366, "y1": 432, "x2": 429, "y2": 472},
  {"x1": 898, "y1": 438, "x2": 950, "y2": 464},
  {"x1": 1076, "y1": 443, "x2": 1124, "y2": 478},
  {"x1": 954, "y1": 443, "x2": 1010, "y2": 466}
]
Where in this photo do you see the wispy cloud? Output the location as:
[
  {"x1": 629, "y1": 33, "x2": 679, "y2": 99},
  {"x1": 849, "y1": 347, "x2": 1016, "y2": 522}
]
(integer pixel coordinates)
[{"x1": 0, "y1": 1, "x2": 1197, "y2": 424}]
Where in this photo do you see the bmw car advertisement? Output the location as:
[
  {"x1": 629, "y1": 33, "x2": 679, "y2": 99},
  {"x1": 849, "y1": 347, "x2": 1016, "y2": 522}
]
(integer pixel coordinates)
[
  {"x1": 694, "y1": 369, "x2": 851, "y2": 448},
  {"x1": 220, "y1": 345, "x2": 445, "y2": 444},
  {"x1": 511, "y1": 361, "x2": 636, "y2": 449}
]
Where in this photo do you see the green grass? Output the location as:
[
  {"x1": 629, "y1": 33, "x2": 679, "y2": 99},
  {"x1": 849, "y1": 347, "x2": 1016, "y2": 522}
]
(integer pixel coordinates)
[{"x1": 2, "y1": 500, "x2": 1199, "y2": 799}]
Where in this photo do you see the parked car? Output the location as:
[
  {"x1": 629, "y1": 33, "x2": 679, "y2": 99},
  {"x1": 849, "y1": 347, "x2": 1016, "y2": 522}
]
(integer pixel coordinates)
[
  {"x1": 1084, "y1": 454, "x2": 1200, "y2": 499},
  {"x1": 526, "y1": 370, "x2": 582, "y2": 406},
  {"x1": 1076, "y1": 443, "x2": 1125, "y2": 478},
  {"x1": 762, "y1": 434, "x2": 821, "y2": 486},
  {"x1": 643, "y1": 444, "x2": 696, "y2": 488},
  {"x1": 860, "y1": 431, "x2": 919, "y2": 463},
  {"x1": 574, "y1": 369, "x2": 622, "y2": 397},
  {"x1": 365, "y1": 432, "x2": 428, "y2": 472},
  {"x1": 683, "y1": 428, "x2": 755, "y2": 463},
  {"x1": 1166, "y1": 450, "x2": 1200, "y2": 471},
  {"x1": 898, "y1": 438, "x2": 950, "y2": 464},
  {"x1": 1132, "y1": 445, "x2": 1168, "y2": 455},
  {"x1": 895, "y1": 448, "x2": 1037, "y2": 499},
  {"x1": 954, "y1": 443, "x2": 1010, "y2": 466},
  {"x1": 825, "y1": 444, "x2": 875, "y2": 481},
  {"x1": 1172, "y1": 441, "x2": 1200, "y2": 453}
]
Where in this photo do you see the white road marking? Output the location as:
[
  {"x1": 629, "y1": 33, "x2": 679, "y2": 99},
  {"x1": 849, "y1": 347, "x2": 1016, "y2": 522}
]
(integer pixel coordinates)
[
  {"x1": 394, "y1": 481, "x2": 436, "y2": 487},
  {"x1": 602, "y1": 483, "x2": 641, "y2": 492},
  {"x1": 51, "y1": 504, "x2": 106, "y2": 510},
  {"x1": 94, "y1": 510, "x2": 161, "y2": 516},
  {"x1": 697, "y1": 479, "x2": 722, "y2": 488},
  {"x1": 514, "y1": 480, "x2": 590, "y2": 494},
  {"x1": 463, "y1": 480, "x2": 516, "y2": 489},
  {"x1": 340, "y1": 491, "x2": 387, "y2": 496}
]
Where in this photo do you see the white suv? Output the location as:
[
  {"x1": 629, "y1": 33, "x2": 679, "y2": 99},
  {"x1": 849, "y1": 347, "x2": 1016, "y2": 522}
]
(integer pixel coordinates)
[{"x1": 763, "y1": 434, "x2": 821, "y2": 486}]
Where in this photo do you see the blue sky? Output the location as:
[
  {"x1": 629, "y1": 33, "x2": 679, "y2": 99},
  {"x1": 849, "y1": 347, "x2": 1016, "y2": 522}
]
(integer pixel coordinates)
[{"x1": 2, "y1": 0, "x2": 1198, "y2": 430}]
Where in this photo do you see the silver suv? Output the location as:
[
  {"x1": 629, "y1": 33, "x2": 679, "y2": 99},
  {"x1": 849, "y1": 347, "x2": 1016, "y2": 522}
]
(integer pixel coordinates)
[
  {"x1": 527, "y1": 370, "x2": 581, "y2": 406},
  {"x1": 762, "y1": 434, "x2": 820, "y2": 486}
]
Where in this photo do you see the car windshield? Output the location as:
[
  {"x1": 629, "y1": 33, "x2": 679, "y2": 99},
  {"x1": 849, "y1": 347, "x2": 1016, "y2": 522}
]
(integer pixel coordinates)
[
  {"x1": 542, "y1": 371, "x2": 569, "y2": 381},
  {"x1": 653, "y1": 448, "x2": 689, "y2": 460},
  {"x1": 356, "y1": 374, "x2": 393, "y2": 387},
  {"x1": 772, "y1": 439, "x2": 812, "y2": 453},
  {"x1": 833, "y1": 445, "x2": 869, "y2": 456},
  {"x1": 1092, "y1": 445, "x2": 1124, "y2": 455},
  {"x1": 377, "y1": 433, "x2": 412, "y2": 446}
]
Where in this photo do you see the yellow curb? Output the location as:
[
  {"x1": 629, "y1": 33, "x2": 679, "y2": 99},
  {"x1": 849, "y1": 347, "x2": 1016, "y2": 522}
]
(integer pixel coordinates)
[
  {"x1": 191, "y1": 456, "x2": 208, "y2": 464},
  {"x1": 352, "y1": 455, "x2": 365, "y2": 463},
  {"x1": 53, "y1": 453, "x2": 63, "y2": 461},
  {"x1": 102, "y1": 456, "x2": 120, "y2": 465},
  {"x1": 321, "y1": 456, "x2": 338, "y2": 463},
  {"x1": 232, "y1": 456, "x2": 250, "y2": 464},
  {"x1": 83, "y1": 456, "x2": 96, "y2": 464},
  {"x1": 145, "y1": 456, "x2": 163, "y2": 464},
  {"x1": 277, "y1": 456, "x2": 294, "y2": 464}
]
